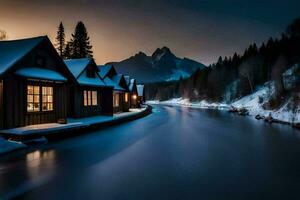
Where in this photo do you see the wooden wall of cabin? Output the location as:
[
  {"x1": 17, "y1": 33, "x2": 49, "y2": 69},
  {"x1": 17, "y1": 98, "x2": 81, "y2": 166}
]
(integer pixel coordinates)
[
  {"x1": 113, "y1": 92, "x2": 130, "y2": 113},
  {"x1": 113, "y1": 91, "x2": 123, "y2": 113},
  {"x1": 2, "y1": 76, "x2": 67, "y2": 129},
  {"x1": 70, "y1": 86, "x2": 113, "y2": 118},
  {"x1": 101, "y1": 88, "x2": 113, "y2": 116}
]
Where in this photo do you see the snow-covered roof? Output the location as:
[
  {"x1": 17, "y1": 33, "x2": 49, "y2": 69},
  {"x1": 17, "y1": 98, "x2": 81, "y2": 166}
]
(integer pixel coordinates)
[
  {"x1": 64, "y1": 58, "x2": 110, "y2": 87},
  {"x1": 0, "y1": 36, "x2": 46, "y2": 75},
  {"x1": 103, "y1": 77, "x2": 116, "y2": 87},
  {"x1": 111, "y1": 74, "x2": 126, "y2": 91},
  {"x1": 98, "y1": 65, "x2": 114, "y2": 79},
  {"x1": 124, "y1": 75, "x2": 130, "y2": 85},
  {"x1": 137, "y1": 85, "x2": 144, "y2": 96},
  {"x1": 64, "y1": 58, "x2": 91, "y2": 78},
  {"x1": 77, "y1": 72, "x2": 106, "y2": 87},
  {"x1": 15, "y1": 67, "x2": 67, "y2": 82},
  {"x1": 129, "y1": 79, "x2": 136, "y2": 92}
]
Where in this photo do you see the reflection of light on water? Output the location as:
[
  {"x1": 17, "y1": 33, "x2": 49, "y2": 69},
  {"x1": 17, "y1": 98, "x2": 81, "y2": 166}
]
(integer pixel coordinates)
[
  {"x1": 26, "y1": 150, "x2": 56, "y2": 179},
  {"x1": 26, "y1": 150, "x2": 56, "y2": 166}
]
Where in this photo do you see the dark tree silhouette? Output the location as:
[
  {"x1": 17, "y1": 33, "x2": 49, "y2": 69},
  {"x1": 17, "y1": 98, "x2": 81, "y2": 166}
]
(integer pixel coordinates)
[
  {"x1": 55, "y1": 22, "x2": 65, "y2": 58},
  {"x1": 287, "y1": 17, "x2": 300, "y2": 37},
  {"x1": 64, "y1": 42, "x2": 72, "y2": 59},
  {"x1": 70, "y1": 21, "x2": 93, "y2": 58}
]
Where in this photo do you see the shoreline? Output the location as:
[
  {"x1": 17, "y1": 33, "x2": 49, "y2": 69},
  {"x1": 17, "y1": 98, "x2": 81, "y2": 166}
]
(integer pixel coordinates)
[
  {"x1": 148, "y1": 100, "x2": 300, "y2": 129},
  {"x1": 0, "y1": 105, "x2": 152, "y2": 155}
]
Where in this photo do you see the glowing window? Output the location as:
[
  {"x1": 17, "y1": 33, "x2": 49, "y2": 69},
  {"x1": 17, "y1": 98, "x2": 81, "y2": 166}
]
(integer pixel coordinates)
[
  {"x1": 92, "y1": 91, "x2": 97, "y2": 106},
  {"x1": 125, "y1": 93, "x2": 129, "y2": 102},
  {"x1": 83, "y1": 90, "x2": 97, "y2": 106},
  {"x1": 27, "y1": 85, "x2": 40, "y2": 112},
  {"x1": 113, "y1": 93, "x2": 120, "y2": 107},
  {"x1": 42, "y1": 87, "x2": 53, "y2": 111}
]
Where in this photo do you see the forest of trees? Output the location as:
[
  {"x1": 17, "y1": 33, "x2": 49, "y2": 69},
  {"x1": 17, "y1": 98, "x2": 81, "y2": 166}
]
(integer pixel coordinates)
[
  {"x1": 146, "y1": 18, "x2": 300, "y2": 110},
  {"x1": 55, "y1": 21, "x2": 93, "y2": 59}
]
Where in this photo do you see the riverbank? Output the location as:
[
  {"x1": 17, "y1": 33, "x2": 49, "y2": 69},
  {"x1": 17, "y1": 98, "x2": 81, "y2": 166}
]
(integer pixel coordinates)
[
  {"x1": 0, "y1": 106, "x2": 152, "y2": 154},
  {"x1": 148, "y1": 83, "x2": 300, "y2": 129}
]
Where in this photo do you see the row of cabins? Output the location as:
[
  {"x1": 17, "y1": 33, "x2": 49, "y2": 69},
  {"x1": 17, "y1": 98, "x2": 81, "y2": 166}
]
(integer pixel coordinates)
[{"x1": 0, "y1": 36, "x2": 145, "y2": 129}]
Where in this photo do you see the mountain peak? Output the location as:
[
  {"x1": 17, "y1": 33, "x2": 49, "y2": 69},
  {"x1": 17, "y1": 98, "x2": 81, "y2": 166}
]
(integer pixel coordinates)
[
  {"x1": 108, "y1": 47, "x2": 206, "y2": 83},
  {"x1": 152, "y1": 46, "x2": 174, "y2": 61},
  {"x1": 135, "y1": 51, "x2": 147, "y2": 57}
]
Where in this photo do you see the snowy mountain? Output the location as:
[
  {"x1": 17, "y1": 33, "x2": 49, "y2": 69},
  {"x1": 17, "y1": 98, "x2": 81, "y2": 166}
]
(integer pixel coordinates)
[{"x1": 107, "y1": 47, "x2": 206, "y2": 83}]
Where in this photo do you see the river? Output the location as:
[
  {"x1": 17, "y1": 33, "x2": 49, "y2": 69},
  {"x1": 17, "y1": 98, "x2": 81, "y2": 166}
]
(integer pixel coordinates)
[{"x1": 0, "y1": 105, "x2": 300, "y2": 199}]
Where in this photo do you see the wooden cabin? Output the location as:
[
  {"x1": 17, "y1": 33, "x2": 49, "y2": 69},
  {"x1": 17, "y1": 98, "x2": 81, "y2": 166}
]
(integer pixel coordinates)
[
  {"x1": 98, "y1": 65, "x2": 130, "y2": 113},
  {"x1": 137, "y1": 84, "x2": 145, "y2": 106},
  {"x1": 0, "y1": 36, "x2": 75, "y2": 129},
  {"x1": 64, "y1": 58, "x2": 114, "y2": 118},
  {"x1": 125, "y1": 76, "x2": 138, "y2": 108}
]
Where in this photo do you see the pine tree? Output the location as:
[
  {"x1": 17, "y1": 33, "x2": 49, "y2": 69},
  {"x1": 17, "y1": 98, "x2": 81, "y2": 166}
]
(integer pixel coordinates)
[
  {"x1": 55, "y1": 22, "x2": 66, "y2": 58},
  {"x1": 70, "y1": 21, "x2": 93, "y2": 58},
  {"x1": 64, "y1": 42, "x2": 72, "y2": 59}
]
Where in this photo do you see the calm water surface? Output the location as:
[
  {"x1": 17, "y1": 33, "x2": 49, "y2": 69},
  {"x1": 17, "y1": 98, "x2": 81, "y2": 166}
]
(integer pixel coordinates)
[{"x1": 0, "y1": 105, "x2": 300, "y2": 200}]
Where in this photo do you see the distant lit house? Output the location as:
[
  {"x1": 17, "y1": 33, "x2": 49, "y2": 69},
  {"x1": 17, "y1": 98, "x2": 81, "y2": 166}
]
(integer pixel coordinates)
[
  {"x1": 98, "y1": 65, "x2": 130, "y2": 113},
  {"x1": 124, "y1": 76, "x2": 138, "y2": 108},
  {"x1": 137, "y1": 84, "x2": 145, "y2": 105},
  {"x1": 64, "y1": 58, "x2": 114, "y2": 118},
  {"x1": 0, "y1": 36, "x2": 75, "y2": 129}
]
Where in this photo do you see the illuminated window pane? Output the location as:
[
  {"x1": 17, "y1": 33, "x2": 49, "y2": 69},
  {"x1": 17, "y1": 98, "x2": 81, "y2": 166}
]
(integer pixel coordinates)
[
  {"x1": 27, "y1": 86, "x2": 33, "y2": 94},
  {"x1": 27, "y1": 103, "x2": 33, "y2": 111},
  {"x1": 125, "y1": 93, "x2": 129, "y2": 102},
  {"x1": 27, "y1": 85, "x2": 40, "y2": 112},
  {"x1": 92, "y1": 91, "x2": 97, "y2": 106},
  {"x1": 87, "y1": 91, "x2": 91, "y2": 106},
  {"x1": 34, "y1": 103, "x2": 40, "y2": 111},
  {"x1": 34, "y1": 86, "x2": 39, "y2": 94},
  {"x1": 42, "y1": 86, "x2": 53, "y2": 111},
  {"x1": 48, "y1": 87, "x2": 53, "y2": 95},
  {"x1": 27, "y1": 95, "x2": 33, "y2": 102},
  {"x1": 84, "y1": 90, "x2": 88, "y2": 106},
  {"x1": 48, "y1": 95, "x2": 53, "y2": 103},
  {"x1": 48, "y1": 103, "x2": 53, "y2": 110},
  {"x1": 34, "y1": 95, "x2": 39, "y2": 102},
  {"x1": 42, "y1": 103, "x2": 47, "y2": 111},
  {"x1": 113, "y1": 93, "x2": 119, "y2": 107}
]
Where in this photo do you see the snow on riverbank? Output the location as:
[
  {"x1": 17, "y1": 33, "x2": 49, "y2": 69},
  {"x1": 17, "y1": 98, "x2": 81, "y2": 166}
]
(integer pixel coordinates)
[
  {"x1": 0, "y1": 137, "x2": 26, "y2": 154},
  {"x1": 148, "y1": 82, "x2": 300, "y2": 125},
  {"x1": 148, "y1": 98, "x2": 230, "y2": 110}
]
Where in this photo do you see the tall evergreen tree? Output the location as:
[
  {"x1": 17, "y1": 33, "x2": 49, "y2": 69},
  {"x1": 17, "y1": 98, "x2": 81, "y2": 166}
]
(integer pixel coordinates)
[
  {"x1": 70, "y1": 21, "x2": 93, "y2": 58},
  {"x1": 55, "y1": 22, "x2": 66, "y2": 58},
  {"x1": 64, "y1": 42, "x2": 72, "y2": 59}
]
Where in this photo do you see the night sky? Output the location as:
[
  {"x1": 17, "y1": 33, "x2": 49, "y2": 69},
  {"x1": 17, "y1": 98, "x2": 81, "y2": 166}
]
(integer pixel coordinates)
[{"x1": 0, "y1": 0, "x2": 300, "y2": 65}]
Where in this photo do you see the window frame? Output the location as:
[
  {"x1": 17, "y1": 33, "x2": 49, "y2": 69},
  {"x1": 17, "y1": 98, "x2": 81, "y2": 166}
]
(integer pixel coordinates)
[
  {"x1": 42, "y1": 86, "x2": 54, "y2": 111},
  {"x1": 83, "y1": 89, "x2": 98, "y2": 107},
  {"x1": 27, "y1": 85, "x2": 40, "y2": 112},
  {"x1": 26, "y1": 83, "x2": 55, "y2": 113},
  {"x1": 113, "y1": 93, "x2": 120, "y2": 107}
]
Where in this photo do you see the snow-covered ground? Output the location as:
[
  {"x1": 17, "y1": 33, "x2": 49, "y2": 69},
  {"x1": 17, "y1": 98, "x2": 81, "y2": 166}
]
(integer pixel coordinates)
[
  {"x1": 148, "y1": 82, "x2": 300, "y2": 125},
  {"x1": 0, "y1": 137, "x2": 26, "y2": 154},
  {"x1": 148, "y1": 98, "x2": 230, "y2": 110},
  {"x1": 0, "y1": 108, "x2": 146, "y2": 136}
]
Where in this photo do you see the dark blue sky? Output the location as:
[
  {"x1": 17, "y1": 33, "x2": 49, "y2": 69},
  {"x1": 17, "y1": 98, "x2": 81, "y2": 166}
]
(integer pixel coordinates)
[{"x1": 0, "y1": 0, "x2": 299, "y2": 64}]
